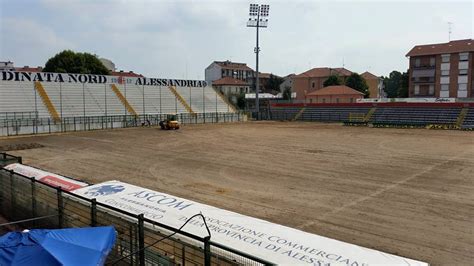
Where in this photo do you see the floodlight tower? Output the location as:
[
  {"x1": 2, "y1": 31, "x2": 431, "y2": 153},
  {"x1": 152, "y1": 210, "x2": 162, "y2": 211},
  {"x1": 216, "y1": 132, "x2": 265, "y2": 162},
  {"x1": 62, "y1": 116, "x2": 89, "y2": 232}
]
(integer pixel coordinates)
[{"x1": 247, "y1": 4, "x2": 269, "y2": 116}]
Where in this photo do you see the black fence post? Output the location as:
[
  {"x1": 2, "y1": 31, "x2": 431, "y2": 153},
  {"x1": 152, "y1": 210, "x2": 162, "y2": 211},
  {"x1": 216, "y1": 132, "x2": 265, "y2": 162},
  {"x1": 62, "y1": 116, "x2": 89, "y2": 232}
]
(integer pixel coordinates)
[
  {"x1": 31, "y1": 178, "x2": 37, "y2": 226},
  {"x1": 57, "y1": 187, "x2": 63, "y2": 228},
  {"x1": 0, "y1": 170, "x2": 3, "y2": 212},
  {"x1": 9, "y1": 170, "x2": 15, "y2": 219},
  {"x1": 204, "y1": 236, "x2": 211, "y2": 266},
  {"x1": 138, "y1": 214, "x2": 145, "y2": 266},
  {"x1": 90, "y1": 198, "x2": 97, "y2": 227},
  {"x1": 182, "y1": 246, "x2": 186, "y2": 266}
]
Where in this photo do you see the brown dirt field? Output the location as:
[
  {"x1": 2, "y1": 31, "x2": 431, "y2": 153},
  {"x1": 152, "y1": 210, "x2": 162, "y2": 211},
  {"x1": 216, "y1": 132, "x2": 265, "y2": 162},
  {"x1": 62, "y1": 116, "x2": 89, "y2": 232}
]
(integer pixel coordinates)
[{"x1": 1, "y1": 122, "x2": 473, "y2": 265}]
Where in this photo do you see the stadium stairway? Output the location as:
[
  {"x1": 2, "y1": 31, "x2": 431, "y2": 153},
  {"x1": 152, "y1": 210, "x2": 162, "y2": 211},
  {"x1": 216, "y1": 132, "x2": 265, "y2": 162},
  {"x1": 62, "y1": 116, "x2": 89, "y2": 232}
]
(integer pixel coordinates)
[
  {"x1": 34, "y1": 82, "x2": 61, "y2": 123},
  {"x1": 168, "y1": 86, "x2": 195, "y2": 115},
  {"x1": 292, "y1": 107, "x2": 306, "y2": 121},
  {"x1": 213, "y1": 88, "x2": 237, "y2": 112},
  {"x1": 456, "y1": 108, "x2": 469, "y2": 127},
  {"x1": 111, "y1": 84, "x2": 138, "y2": 117},
  {"x1": 364, "y1": 107, "x2": 377, "y2": 122}
]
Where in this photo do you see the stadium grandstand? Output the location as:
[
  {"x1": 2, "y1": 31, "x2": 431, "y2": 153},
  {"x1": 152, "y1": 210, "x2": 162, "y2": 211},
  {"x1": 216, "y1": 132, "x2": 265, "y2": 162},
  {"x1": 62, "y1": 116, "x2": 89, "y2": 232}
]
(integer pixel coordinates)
[
  {"x1": 0, "y1": 71, "x2": 239, "y2": 136},
  {"x1": 269, "y1": 102, "x2": 474, "y2": 129}
]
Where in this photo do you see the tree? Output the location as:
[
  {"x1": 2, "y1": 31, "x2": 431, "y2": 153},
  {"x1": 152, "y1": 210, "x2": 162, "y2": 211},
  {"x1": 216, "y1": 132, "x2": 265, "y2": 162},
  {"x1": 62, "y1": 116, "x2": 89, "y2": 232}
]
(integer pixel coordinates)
[
  {"x1": 282, "y1": 86, "x2": 292, "y2": 101},
  {"x1": 383, "y1": 71, "x2": 409, "y2": 98},
  {"x1": 345, "y1": 73, "x2": 369, "y2": 98},
  {"x1": 397, "y1": 72, "x2": 409, "y2": 98},
  {"x1": 323, "y1": 75, "x2": 342, "y2": 87},
  {"x1": 236, "y1": 92, "x2": 246, "y2": 110},
  {"x1": 265, "y1": 74, "x2": 284, "y2": 93},
  {"x1": 43, "y1": 50, "x2": 110, "y2": 75}
]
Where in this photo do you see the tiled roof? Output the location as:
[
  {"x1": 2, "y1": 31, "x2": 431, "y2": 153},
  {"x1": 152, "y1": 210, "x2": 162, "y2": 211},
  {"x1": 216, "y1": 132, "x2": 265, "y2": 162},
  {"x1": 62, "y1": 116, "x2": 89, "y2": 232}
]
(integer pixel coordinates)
[
  {"x1": 306, "y1": 85, "x2": 364, "y2": 96},
  {"x1": 406, "y1": 39, "x2": 474, "y2": 57},
  {"x1": 214, "y1": 60, "x2": 254, "y2": 71},
  {"x1": 212, "y1": 77, "x2": 249, "y2": 86},
  {"x1": 111, "y1": 71, "x2": 144, "y2": 77},
  {"x1": 15, "y1": 66, "x2": 43, "y2": 72},
  {"x1": 295, "y1": 67, "x2": 352, "y2": 78},
  {"x1": 257, "y1": 72, "x2": 272, "y2": 79},
  {"x1": 361, "y1": 71, "x2": 379, "y2": 80}
]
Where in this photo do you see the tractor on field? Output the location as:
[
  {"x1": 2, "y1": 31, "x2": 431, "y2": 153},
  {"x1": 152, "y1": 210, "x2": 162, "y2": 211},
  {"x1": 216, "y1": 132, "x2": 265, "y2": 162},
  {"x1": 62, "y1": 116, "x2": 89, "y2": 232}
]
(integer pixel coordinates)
[{"x1": 159, "y1": 114, "x2": 180, "y2": 130}]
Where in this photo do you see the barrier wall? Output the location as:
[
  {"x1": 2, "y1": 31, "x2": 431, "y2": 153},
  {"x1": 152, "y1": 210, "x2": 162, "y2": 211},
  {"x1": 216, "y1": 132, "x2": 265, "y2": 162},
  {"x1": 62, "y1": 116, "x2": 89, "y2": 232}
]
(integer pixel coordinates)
[
  {"x1": 0, "y1": 159, "x2": 428, "y2": 265},
  {"x1": 0, "y1": 156, "x2": 271, "y2": 266}
]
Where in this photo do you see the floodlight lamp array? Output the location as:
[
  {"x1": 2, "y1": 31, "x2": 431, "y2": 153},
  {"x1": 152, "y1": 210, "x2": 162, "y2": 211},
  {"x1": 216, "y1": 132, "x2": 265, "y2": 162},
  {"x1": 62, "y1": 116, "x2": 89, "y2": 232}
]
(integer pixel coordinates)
[
  {"x1": 260, "y1": 4, "x2": 269, "y2": 17},
  {"x1": 249, "y1": 4, "x2": 259, "y2": 16}
]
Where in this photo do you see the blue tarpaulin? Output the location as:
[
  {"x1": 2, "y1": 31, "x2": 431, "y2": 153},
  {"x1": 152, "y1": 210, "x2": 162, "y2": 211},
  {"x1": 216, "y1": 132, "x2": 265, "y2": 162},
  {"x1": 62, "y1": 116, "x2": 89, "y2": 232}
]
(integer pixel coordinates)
[{"x1": 0, "y1": 226, "x2": 116, "y2": 266}]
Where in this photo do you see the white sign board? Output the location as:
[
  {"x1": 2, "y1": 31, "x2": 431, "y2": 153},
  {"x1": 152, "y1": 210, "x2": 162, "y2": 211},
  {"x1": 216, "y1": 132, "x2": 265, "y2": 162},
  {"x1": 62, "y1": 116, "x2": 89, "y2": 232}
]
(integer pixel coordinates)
[
  {"x1": 356, "y1": 98, "x2": 456, "y2": 103},
  {"x1": 73, "y1": 181, "x2": 428, "y2": 265},
  {"x1": 4, "y1": 163, "x2": 89, "y2": 191},
  {"x1": 1, "y1": 71, "x2": 208, "y2": 87}
]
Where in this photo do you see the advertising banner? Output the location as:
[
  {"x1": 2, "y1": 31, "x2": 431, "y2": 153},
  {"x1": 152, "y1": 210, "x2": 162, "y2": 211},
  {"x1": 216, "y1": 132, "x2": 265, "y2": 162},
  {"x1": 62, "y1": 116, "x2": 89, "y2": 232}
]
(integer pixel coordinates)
[
  {"x1": 73, "y1": 181, "x2": 428, "y2": 265},
  {"x1": 4, "y1": 163, "x2": 89, "y2": 191}
]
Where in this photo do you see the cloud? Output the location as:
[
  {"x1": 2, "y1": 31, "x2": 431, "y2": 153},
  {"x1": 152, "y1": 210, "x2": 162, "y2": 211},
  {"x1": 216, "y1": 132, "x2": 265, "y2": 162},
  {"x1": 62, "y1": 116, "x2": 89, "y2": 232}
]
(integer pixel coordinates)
[
  {"x1": 1, "y1": 0, "x2": 472, "y2": 78},
  {"x1": 0, "y1": 17, "x2": 74, "y2": 65}
]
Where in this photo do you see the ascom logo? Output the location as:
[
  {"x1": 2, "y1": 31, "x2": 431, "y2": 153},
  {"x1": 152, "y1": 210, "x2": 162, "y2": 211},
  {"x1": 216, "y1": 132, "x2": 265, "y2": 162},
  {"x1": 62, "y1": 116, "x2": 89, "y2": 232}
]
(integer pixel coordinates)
[{"x1": 85, "y1": 184, "x2": 125, "y2": 197}]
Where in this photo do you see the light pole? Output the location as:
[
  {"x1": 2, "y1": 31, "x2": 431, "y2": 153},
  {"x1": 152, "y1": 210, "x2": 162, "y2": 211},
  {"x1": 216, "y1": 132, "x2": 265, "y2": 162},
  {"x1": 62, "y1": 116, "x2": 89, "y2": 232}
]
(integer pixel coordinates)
[{"x1": 247, "y1": 4, "x2": 269, "y2": 118}]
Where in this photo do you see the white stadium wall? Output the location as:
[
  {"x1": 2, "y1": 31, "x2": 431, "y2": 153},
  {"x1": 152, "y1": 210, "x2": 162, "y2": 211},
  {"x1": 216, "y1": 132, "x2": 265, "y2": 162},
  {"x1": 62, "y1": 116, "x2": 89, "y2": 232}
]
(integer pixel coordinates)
[{"x1": 0, "y1": 71, "x2": 234, "y2": 120}]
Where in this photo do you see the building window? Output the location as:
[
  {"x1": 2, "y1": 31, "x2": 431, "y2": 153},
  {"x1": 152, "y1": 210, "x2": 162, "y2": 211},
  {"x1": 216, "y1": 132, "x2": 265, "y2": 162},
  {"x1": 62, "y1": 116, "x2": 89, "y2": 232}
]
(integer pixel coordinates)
[
  {"x1": 440, "y1": 62, "x2": 450, "y2": 71},
  {"x1": 414, "y1": 85, "x2": 420, "y2": 95},
  {"x1": 311, "y1": 82, "x2": 315, "y2": 88},
  {"x1": 440, "y1": 76, "x2": 450, "y2": 84},
  {"x1": 441, "y1": 54, "x2": 450, "y2": 63},
  {"x1": 458, "y1": 75, "x2": 468, "y2": 84},
  {"x1": 322, "y1": 98, "x2": 326, "y2": 103},
  {"x1": 459, "y1": 52, "x2": 469, "y2": 61},
  {"x1": 441, "y1": 70, "x2": 450, "y2": 76},
  {"x1": 336, "y1": 98, "x2": 339, "y2": 103},
  {"x1": 415, "y1": 58, "x2": 421, "y2": 67},
  {"x1": 458, "y1": 83, "x2": 467, "y2": 91},
  {"x1": 459, "y1": 69, "x2": 468, "y2": 75},
  {"x1": 429, "y1": 84, "x2": 434, "y2": 95},
  {"x1": 441, "y1": 84, "x2": 449, "y2": 91},
  {"x1": 459, "y1": 61, "x2": 468, "y2": 70},
  {"x1": 430, "y1": 57, "x2": 435, "y2": 66}
]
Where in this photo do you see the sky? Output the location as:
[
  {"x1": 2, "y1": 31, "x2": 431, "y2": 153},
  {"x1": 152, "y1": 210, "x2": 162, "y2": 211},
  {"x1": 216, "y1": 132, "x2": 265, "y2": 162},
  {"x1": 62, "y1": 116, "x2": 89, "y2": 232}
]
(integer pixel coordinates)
[{"x1": 0, "y1": 0, "x2": 473, "y2": 79}]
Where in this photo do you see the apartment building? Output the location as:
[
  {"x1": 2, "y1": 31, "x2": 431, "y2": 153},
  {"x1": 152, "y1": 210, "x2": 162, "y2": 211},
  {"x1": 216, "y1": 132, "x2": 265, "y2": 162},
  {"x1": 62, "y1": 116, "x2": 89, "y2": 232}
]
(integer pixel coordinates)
[
  {"x1": 292, "y1": 67, "x2": 353, "y2": 101},
  {"x1": 205, "y1": 60, "x2": 255, "y2": 86},
  {"x1": 406, "y1": 39, "x2": 474, "y2": 98},
  {"x1": 361, "y1": 71, "x2": 384, "y2": 98}
]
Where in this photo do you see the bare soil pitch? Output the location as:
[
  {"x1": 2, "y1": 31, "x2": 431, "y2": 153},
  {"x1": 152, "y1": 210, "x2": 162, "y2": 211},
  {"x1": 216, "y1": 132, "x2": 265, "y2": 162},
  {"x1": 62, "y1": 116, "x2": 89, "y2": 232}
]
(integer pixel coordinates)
[{"x1": 1, "y1": 122, "x2": 473, "y2": 265}]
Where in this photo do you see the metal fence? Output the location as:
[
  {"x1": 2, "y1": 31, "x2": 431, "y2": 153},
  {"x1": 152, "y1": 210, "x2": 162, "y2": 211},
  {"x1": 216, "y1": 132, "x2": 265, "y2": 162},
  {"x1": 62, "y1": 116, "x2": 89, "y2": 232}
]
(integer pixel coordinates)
[
  {"x1": 0, "y1": 111, "x2": 39, "y2": 120},
  {"x1": 0, "y1": 112, "x2": 245, "y2": 137},
  {"x1": 0, "y1": 153, "x2": 273, "y2": 266}
]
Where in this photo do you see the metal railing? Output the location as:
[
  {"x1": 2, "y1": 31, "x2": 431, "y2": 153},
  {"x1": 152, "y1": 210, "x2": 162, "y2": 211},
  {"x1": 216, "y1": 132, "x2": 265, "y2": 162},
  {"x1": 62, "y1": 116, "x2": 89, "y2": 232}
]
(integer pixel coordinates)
[
  {"x1": 0, "y1": 112, "x2": 245, "y2": 137},
  {"x1": 0, "y1": 111, "x2": 38, "y2": 120},
  {"x1": 0, "y1": 153, "x2": 273, "y2": 266},
  {"x1": 0, "y1": 153, "x2": 22, "y2": 167}
]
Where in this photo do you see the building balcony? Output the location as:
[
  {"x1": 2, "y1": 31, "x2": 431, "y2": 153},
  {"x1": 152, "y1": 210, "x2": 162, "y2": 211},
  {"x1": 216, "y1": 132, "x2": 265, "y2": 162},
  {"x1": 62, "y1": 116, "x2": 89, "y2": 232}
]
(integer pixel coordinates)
[
  {"x1": 412, "y1": 79, "x2": 435, "y2": 84},
  {"x1": 412, "y1": 65, "x2": 435, "y2": 70}
]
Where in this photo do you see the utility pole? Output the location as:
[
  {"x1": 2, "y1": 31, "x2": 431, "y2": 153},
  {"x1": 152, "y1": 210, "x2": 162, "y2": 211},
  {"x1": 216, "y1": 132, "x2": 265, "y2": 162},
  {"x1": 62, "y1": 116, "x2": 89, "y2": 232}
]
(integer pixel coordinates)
[{"x1": 448, "y1": 22, "x2": 453, "y2": 41}]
